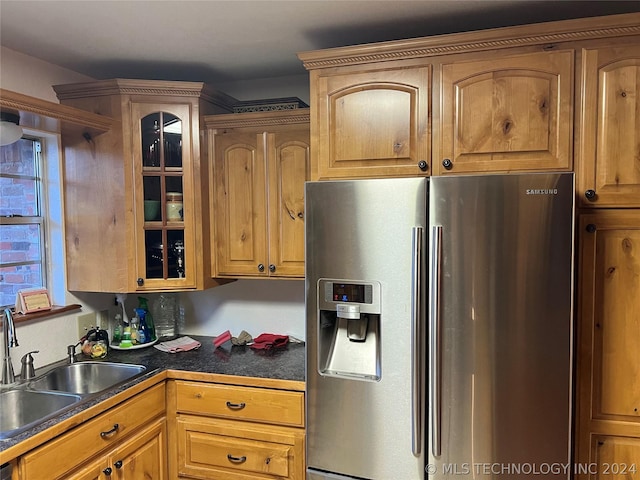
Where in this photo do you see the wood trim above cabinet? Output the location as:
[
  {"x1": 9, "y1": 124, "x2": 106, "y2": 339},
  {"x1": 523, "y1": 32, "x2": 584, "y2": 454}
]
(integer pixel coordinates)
[
  {"x1": 0, "y1": 88, "x2": 112, "y2": 136},
  {"x1": 298, "y1": 13, "x2": 640, "y2": 69},
  {"x1": 204, "y1": 109, "x2": 310, "y2": 129},
  {"x1": 53, "y1": 78, "x2": 238, "y2": 111}
]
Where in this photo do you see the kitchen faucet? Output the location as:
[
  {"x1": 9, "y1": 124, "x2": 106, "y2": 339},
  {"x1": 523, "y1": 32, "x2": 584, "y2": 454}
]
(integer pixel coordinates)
[{"x1": 2, "y1": 308, "x2": 19, "y2": 384}]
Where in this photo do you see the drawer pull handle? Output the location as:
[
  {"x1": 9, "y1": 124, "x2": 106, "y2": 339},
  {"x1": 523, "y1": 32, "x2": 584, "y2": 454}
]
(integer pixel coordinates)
[
  {"x1": 100, "y1": 423, "x2": 120, "y2": 438},
  {"x1": 103, "y1": 467, "x2": 112, "y2": 476},
  {"x1": 226, "y1": 401, "x2": 246, "y2": 410},
  {"x1": 114, "y1": 460, "x2": 123, "y2": 469},
  {"x1": 227, "y1": 454, "x2": 247, "y2": 464}
]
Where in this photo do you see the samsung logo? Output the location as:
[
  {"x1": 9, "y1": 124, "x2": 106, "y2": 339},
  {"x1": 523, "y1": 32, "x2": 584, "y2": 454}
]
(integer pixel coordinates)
[{"x1": 526, "y1": 188, "x2": 558, "y2": 195}]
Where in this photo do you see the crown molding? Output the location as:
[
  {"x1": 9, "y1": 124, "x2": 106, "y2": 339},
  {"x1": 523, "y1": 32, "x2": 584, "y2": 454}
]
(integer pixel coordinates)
[
  {"x1": 204, "y1": 109, "x2": 310, "y2": 129},
  {"x1": 298, "y1": 13, "x2": 640, "y2": 70}
]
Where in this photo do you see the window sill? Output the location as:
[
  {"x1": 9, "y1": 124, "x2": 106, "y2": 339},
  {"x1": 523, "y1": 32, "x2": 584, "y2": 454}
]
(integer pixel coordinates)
[{"x1": 11, "y1": 304, "x2": 82, "y2": 325}]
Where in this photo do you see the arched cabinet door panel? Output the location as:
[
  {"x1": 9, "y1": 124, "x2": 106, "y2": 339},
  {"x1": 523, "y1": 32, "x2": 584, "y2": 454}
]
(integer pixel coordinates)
[
  {"x1": 578, "y1": 44, "x2": 640, "y2": 208},
  {"x1": 438, "y1": 50, "x2": 573, "y2": 175},
  {"x1": 313, "y1": 65, "x2": 431, "y2": 179}
]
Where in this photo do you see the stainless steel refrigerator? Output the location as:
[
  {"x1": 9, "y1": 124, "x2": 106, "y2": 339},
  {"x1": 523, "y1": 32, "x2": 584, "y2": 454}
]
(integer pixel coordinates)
[{"x1": 305, "y1": 173, "x2": 575, "y2": 480}]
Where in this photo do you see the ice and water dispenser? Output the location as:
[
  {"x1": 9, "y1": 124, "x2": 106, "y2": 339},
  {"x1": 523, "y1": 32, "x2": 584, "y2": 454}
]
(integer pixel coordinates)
[{"x1": 317, "y1": 280, "x2": 381, "y2": 381}]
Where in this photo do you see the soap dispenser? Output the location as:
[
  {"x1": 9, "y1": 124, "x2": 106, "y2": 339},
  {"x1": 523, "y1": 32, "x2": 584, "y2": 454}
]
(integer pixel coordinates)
[{"x1": 20, "y1": 350, "x2": 39, "y2": 380}]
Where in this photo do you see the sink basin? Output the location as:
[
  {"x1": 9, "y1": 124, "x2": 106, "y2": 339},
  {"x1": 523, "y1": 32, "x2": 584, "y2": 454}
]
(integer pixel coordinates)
[
  {"x1": 0, "y1": 389, "x2": 81, "y2": 439},
  {"x1": 30, "y1": 362, "x2": 147, "y2": 395}
]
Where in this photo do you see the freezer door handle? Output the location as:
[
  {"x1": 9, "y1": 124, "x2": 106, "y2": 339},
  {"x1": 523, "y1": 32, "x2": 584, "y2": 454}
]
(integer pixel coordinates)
[
  {"x1": 411, "y1": 226, "x2": 423, "y2": 456},
  {"x1": 430, "y1": 225, "x2": 443, "y2": 457}
]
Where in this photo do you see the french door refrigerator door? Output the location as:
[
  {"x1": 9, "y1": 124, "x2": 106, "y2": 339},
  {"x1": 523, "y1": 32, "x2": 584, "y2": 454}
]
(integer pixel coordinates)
[
  {"x1": 428, "y1": 173, "x2": 575, "y2": 479},
  {"x1": 306, "y1": 177, "x2": 428, "y2": 480}
]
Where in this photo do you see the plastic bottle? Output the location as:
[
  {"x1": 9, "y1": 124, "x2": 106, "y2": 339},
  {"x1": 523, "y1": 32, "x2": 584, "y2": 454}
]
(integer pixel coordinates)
[
  {"x1": 137, "y1": 297, "x2": 156, "y2": 341},
  {"x1": 134, "y1": 307, "x2": 150, "y2": 344},
  {"x1": 130, "y1": 312, "x2": 140, "y2": 345},
  {"x1": 112, "y1": 313, "x2": 122, "y2": 344},
  {"x1": 152, "y1": 293, "x2": 178, "y2": 340}
]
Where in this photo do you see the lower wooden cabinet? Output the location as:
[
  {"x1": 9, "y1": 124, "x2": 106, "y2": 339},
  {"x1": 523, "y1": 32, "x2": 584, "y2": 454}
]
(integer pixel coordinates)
[
  {"x1": 170, "y1": 380, "x2": 305, "y2": 479},
  {"x1": 176, "y1": 415, "x2": 304, "y2": 479},
  {"x1": 61, "y1": 418, "x2": 167, "y2": 480},
  {"x1": 17, "y1": 383, "x2": 167, "y2": 479},
  {"x1": 575, "y1": 210, "x2": 640, "y2": 477}
]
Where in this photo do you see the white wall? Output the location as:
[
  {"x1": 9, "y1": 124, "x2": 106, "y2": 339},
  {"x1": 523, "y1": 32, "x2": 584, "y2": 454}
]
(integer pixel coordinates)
[
  {"x1": 0, "y1": 47, "x2": 95, "y2": 102},
  {"x1": 0, "y1": 47, "x2": 116, "y2": 371},
  {"x1": 1, "y1": 47, "x2": 306, "y2": 375}
]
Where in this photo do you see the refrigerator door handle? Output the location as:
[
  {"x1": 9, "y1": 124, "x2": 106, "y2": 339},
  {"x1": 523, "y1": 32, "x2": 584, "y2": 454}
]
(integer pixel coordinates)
[
  {"x1": 411, "y1": 226, "x2": 423, "y2": 456},
  {"x1": 430, "y1": 225, "x2": 443, "y2": 457}
]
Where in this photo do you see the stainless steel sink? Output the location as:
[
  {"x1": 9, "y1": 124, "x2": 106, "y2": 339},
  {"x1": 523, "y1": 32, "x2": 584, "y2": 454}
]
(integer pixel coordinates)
[
  {"x1": 0, "y1": 389, "x2": 81, "y2": 439},
  {"x1": 30, "y1": 362, "x2": 146, "y2": 395}
]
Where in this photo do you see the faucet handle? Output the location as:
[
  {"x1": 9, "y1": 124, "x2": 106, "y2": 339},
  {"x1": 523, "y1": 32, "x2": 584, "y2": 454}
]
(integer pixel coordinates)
[
  {"x1": 20, "y1": 350, "x2": 39, "y2": 380},
  {"x1": 67, "y1": 343, "x2": 79, "y2": 364}
]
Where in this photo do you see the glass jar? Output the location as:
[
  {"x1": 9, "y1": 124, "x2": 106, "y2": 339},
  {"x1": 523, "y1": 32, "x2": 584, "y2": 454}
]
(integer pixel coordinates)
[
  {"x1": 90, "y1": 340, "x2": 108, "y2": 359},
  {"x1": 166, "y1": 192, "x2": 183, "y2": 221}
]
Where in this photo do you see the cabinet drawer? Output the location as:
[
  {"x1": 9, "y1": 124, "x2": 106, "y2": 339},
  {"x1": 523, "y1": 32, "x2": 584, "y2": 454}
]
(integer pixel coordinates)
[
  {"x1": 20, "y1": 383, "x2": 165, "y2": 480},
  {"x1": 175, "y1": 381, "x2": 304, "y2": 427},
  {"x1": 177, "y1": 415, "x2": 305, "y2": 480}
]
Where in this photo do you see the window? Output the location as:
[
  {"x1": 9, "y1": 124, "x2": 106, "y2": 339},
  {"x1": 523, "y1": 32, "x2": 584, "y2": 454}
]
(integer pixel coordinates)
[{"x1": 0, "y1": 137, "x2": 47, "y2": 307}]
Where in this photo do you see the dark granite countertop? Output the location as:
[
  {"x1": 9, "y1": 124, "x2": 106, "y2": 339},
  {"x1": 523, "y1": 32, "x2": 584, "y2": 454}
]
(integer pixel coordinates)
[
  {"x1": 105, "y1": 335, "x2": 305, "y2": 382},
  {"x1": 0, "y1": 335, "x2": 305, "y2": 455}
]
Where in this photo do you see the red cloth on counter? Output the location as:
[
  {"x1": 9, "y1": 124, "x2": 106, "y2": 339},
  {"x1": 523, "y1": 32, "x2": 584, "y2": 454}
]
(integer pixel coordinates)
[{"x1": 250, "y1": 333, "x2": 289, "y2": 350}]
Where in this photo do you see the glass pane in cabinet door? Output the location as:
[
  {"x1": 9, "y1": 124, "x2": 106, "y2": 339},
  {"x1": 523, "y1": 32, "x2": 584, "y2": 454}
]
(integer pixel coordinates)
[
  {"x1": 165, "y1": 176, "x2": 184, "y2": 223},
  {"x1": 145, "y1": 230, "x2": 163, "y2": 279},
  {"x1": 163, "y1": 113, "x2": 182, "y2": 168},
  {"x1": 141, "y1": 113, "x2": 161, "y2": 168},
  {"x1": 143, "y1": 176, "x2": 161, "y2": 222},
  {"x1": 167, "y1": 230, "x2": 185, "y2": 278}
]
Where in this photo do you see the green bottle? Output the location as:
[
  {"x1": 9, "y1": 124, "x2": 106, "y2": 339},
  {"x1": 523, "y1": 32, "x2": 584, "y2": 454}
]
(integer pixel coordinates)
[{"x1": 137, "y1": 297, "x2": 156, "y2": 341}]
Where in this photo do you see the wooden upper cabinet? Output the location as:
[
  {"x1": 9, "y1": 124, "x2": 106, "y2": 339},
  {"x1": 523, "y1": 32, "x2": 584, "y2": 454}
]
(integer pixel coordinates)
[
  {"x1": 54, "y1": 79, "x2": 236, "y2": 292},
  {"x1": 311, "y1": 65, "x2": 430, "y2": 179},
  {"x1": 212, "y1": 130, "x2": 268, "y2": 276},
  {"x1": 578, "y1": 43, "x2": 640, "y2": 208},
  {"x1": 437, "y1": 50, "x2": 574, "y2": 175},
  {"x1": 267, "y1": 128, "x2": 309, "y2": 276},
  {"x1": 207, "y1": 110, "x2": 310, "y2": 278}
]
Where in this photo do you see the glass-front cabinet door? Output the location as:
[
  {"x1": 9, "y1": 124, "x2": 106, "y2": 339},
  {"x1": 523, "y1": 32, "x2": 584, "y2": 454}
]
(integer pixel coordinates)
[{"x1": 132, "y1": 103, "x2": 195, "y2": 290}]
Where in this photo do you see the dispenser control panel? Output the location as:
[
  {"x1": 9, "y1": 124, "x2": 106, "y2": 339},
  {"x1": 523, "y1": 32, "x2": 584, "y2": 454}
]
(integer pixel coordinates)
[
  {"x1": 318, "y1": 279, "x2": 381, "y2": 314},
  {"x1": 331, "y1": 282, "x2": 372, "y2": 304}
]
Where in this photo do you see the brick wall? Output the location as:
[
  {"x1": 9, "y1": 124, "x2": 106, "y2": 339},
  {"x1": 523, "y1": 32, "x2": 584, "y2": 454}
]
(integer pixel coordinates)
[{"x1": 0, "y1": 139, "x2": 43, "y2": 307}]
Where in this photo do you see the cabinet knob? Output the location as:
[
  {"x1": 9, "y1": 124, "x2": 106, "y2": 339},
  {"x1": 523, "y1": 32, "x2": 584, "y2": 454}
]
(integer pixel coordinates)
[
  {"x1": 269, "y1": 264, "x2": 276, "y2": 273},
  {"x1": 417, "y1": 160, "x2": 428, "y2": 171},
  {"x1": 137, "y1": 277, "x2": 144, "y2": 286},
  {"x1": 442, "y1": 159, "x2": 453, "y2": 170},
  {"x1": 257, "y1": 263, "x2": 265, "y2": 272},
  {"x1": 114, "y1": 460, "x2": 123, "y2": 469},
  {"x1": 103, "y1": 467, "x2": 113, "y2": 476},
  {"x1": 584, "y1": 189, "x2": 597, "y2": 201},
  {"x1": 586, "y1": 224, "x2": 597, "y2": 233}
]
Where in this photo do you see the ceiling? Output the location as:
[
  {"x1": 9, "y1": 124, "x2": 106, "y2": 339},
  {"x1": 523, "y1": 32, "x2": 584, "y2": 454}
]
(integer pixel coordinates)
[{"x1": 1, "y1": 0, "x2": 639, "y2": 86}]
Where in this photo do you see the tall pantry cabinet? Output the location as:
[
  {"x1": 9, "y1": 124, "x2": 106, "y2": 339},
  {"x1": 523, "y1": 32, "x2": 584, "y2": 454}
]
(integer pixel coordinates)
[
  {"x1": 299, "y1": 13, "x2": 640, "y2": 473},
  {"x1": 574, "y1": 41, "x2": 640, "y2": 474},
  {"x1": 54, "y1": 79, "x2": 237, "y2": 292}
]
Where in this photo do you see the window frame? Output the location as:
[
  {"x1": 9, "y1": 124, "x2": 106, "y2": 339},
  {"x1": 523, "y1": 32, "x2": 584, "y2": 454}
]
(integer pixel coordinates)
[{"x1": 0, "y1": 136, "x2": 48, "y2": 307}]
